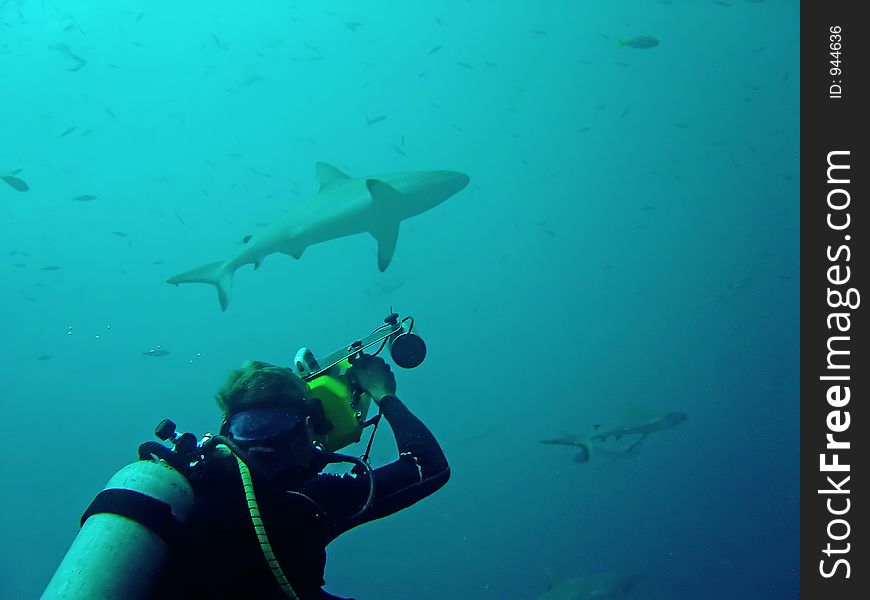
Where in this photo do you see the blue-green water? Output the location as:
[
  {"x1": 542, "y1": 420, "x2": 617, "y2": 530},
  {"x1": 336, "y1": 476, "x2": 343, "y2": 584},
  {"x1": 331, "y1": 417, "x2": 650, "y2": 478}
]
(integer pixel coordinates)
[{"x1": 1, "y1": 0, "x2": 798, "y2": 598}]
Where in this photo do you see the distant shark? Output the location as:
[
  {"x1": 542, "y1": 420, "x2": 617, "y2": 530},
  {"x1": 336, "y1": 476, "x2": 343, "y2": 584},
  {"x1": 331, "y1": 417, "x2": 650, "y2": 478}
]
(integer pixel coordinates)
[
  {"x1": 590, "y1": 403, "x2": 687, "y2": 449},
  {"x1": 537, "y1": 571, "x2": 641, "y2": 600},
  {"x1": 167, "y1": 162, "x2": 470, "y2": 310},
  {"x1": 541, "y1": 403, "x2": 687, "y2": 461}
]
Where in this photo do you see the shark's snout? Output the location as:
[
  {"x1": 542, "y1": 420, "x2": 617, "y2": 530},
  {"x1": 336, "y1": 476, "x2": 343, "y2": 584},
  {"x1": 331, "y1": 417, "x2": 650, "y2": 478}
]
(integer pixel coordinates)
[
  {"x1": 428, "y1": 170, "x2": 469, "y2": 197},
  {"x1": 447, "y1": 171, "x2": 470, "y2": 194}
]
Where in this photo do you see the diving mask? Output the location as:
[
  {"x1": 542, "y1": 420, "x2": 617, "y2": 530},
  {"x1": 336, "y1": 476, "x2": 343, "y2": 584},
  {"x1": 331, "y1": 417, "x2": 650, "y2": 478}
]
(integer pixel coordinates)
[{"x1": 227, "y1": 408, "x2": 303, "y2": 445}]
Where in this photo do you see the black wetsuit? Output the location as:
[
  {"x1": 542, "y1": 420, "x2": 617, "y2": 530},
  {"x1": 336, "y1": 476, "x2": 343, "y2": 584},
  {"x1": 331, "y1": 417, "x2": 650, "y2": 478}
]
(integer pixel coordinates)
[{"x1": 154, "y1": 395, "x2": 450, "y2": 600}]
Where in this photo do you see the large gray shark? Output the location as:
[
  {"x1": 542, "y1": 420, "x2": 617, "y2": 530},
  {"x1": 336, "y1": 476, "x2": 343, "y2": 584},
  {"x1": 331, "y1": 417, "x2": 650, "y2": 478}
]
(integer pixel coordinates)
[
  {"x1": 167, "y1": 162, "x2": 469, "y2": 310},
  {"x1": 537, "y1": 572, "x2": 642, "y2": 600}
]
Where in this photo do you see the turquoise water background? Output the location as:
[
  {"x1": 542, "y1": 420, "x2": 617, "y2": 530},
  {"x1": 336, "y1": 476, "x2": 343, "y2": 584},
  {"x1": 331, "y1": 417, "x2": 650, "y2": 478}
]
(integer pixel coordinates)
[{"x1": 1, "y1": 0, "x2": 798, "y2": 598}]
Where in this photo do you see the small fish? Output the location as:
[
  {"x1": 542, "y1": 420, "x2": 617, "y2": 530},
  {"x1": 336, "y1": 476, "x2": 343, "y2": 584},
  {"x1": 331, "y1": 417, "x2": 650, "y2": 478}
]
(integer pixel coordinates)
[
  {"x1": 345, "y1": 22, "x2": 361, "y2": 32},
  {"x1": 37, "y1": 354, "x2": 53, "y2": 361},
  {"x1": 1, "y1": 175, "x2": 29, "y2": 192},
  {"x1": 40, "y1": 265, "x2": 60, "y2": 271},
  {"x1": 50, "y1": 42, "x2": 87, "y2": 70},
  {"x1": 135, "y1": 12, "x2": 144, "y2": 23},
  {"x1": 105, "y1": 108, "x2": 117, "y2": 119},
  {"x1": 617, "y1": 36, "x2": 660, "y2": 49},
  {"x1": 366, "y1": 278, "x2": 405, "y2": 298},
  {"x1": 143, "y1": 348, "x2": 170, "y2": 357},
  {"x1": 72, "y1": 194, "x2": 97, "y2": 201},
  {"x1": 111, "y1": 231, "x2": 128, "y2": 237},
  {"x1": 529, "y1": 29, "x2": 547, "y2": 35},
  {"x1": 428, "y1": 45, "x2": 443, "y2": 54},
  {"x1": 457, "y1": 61, "x2": 473, "y2": 69},
  {"x1": 60, "y1": 126, "x2": 77, "y2": 137},
  {"x1": 389, "y1": 144, "x2": 407, "y2": 157},
  {"x1": 211, "y1": 33, "x2": 228, "y2": 50},
  {"x1": 365, "y1": 112, "x2": 387, "y2": 126},
  {"x1": 236, "y1": 74, "x2": 265, "y2": 88}
]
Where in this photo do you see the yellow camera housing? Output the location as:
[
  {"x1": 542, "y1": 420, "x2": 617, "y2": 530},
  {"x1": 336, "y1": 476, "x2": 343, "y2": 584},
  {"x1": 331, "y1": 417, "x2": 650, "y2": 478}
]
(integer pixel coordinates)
[{"x1": 307, "y1": 360, "x2": 373, "y2": 452}]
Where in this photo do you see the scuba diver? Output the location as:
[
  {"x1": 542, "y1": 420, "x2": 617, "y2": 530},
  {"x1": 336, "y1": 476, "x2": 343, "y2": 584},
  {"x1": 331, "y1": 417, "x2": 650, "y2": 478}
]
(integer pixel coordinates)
[{"x1": 43, "y1": 314, "x2": 450, "y2": 600}]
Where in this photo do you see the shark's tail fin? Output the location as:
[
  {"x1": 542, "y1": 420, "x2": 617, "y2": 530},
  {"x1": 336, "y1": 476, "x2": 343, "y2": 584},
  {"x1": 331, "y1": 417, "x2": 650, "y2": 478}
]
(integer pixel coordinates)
[{"x1": 166, "y1": 260, "x2": 233, "y2": 311}]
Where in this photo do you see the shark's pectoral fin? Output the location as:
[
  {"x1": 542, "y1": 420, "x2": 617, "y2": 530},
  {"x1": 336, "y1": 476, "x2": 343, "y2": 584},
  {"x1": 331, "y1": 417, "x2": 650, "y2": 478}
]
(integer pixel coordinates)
[
  {"x1": 370, "y1": 223, "x2": 399, "y2": 271},
  {"x1": 366, "y1": 179, "x2": 404, "y2": 271},
  {"x1": 280, "y1": 245, "x2": 305, "y2": 260},
  {"x1": 627, "y1": 433, "x2": 650, "y2": 452},
  {"x1": 315, "y1": 162, "x2": 352, "y2": 191}
]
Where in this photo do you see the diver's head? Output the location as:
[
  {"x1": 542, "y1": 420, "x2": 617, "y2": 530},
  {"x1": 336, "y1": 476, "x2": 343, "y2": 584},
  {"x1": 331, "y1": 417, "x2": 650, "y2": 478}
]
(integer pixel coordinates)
[{"x1": 217, "y1": 360, "x2": 332, "y2": 481}]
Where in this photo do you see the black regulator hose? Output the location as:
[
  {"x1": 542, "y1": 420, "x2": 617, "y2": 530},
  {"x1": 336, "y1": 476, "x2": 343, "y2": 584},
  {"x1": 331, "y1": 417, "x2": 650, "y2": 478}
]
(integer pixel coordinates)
[{"x1": 323, "y1": 452, "x2": 375, "y2": 520}]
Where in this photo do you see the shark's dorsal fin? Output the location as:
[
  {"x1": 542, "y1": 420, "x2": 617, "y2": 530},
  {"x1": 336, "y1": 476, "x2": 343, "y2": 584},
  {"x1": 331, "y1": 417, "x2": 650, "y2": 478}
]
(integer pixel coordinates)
[
  {"x1": 366, "y1": 179, "x2": 403, "y2": 271},
  {"x1": 315, "y1": 162, "x2": 351, "y2": 191},
  {"x1": 621, "y1": 400, "x2": 659, "y2": 421},
  {"x1": 544, "y1": 567, "x2": 559, "y2": 588}
]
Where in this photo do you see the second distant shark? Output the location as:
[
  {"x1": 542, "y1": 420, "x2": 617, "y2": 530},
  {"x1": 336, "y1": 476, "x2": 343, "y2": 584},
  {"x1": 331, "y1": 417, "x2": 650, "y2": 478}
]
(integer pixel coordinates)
[
  {"x1": 167, "y1": 162, "x2": 470, "y2": 310},
  {"x1": 541, "y1": 403, "x2": 687, "y2": 463}
]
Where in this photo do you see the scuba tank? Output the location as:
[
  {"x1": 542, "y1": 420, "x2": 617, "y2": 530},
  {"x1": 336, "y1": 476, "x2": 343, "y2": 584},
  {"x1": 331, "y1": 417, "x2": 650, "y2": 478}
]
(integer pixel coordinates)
[{"x1": 41, "y1": 456, "x2": 194, "y2": 600}]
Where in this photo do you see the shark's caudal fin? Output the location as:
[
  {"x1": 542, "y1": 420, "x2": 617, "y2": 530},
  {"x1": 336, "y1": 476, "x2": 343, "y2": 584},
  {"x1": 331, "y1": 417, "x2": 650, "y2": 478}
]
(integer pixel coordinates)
[
  {"x1": 166, "y1": 260, "x2": 233, "y2": 311},
  {"x1": 366, "y1": 178, "x2": 402, "y2": 271}
]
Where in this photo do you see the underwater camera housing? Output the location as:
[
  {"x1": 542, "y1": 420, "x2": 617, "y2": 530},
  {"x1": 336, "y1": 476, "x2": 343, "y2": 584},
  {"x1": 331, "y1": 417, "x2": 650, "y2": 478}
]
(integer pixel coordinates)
[{"x1": 292, "y1": 311, "x2": 426, "y2": 452}]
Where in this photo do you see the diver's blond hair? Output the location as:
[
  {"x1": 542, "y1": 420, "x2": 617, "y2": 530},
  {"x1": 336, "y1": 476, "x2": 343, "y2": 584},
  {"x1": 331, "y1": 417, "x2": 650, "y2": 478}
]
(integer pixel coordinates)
[
  {"x1": 215, "y1": 360, "x2": 332, "y2": 433},
  {"x1": 216, "y1": 361, "x2": 309, "y2": 413}
]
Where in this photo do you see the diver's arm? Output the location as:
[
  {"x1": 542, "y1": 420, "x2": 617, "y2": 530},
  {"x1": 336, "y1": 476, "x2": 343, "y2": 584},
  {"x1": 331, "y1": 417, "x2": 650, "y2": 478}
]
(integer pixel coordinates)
[
  {"x1": 357, "y1": 394, "x2": 450, "y2": 519},
  {"x1": 316, "y1": 394, "x2": 449, "y2": 535},
  {"x1": 377, "y1": 394, "x2": 450, "y2": 479}
]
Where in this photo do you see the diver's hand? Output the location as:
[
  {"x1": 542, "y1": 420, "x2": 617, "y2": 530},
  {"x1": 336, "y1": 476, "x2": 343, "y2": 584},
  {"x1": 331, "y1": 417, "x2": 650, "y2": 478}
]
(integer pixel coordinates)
[{"x1": 347, "y1": 354, "x2": 397, "y2": 404}]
